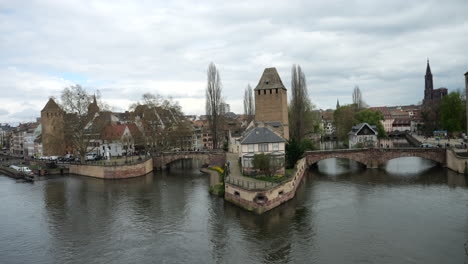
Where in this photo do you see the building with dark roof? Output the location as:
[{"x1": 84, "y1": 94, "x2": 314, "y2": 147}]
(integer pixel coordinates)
[
  {"x1": 348, "y1": 123, "x2": 378, "y2": 149},
  {"x1": 239, "y1": 126, "x2": 286, "y2": 176}
]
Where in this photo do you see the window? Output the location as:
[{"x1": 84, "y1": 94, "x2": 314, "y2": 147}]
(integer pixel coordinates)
[
  {"x1": 248, "y1": 144, "x2": 254, "y2": 152},
  {"x1": 263, "y1": 90, "x2": 266, "y2": 94},
  {"x1": 243, "y1": 157, "x2": 253, "y2": 168},
  {"x1": 276, "y1": 88, "x2": 278, "y2": 94},
  {"x1": 258, "y1": 90, "x2": 260, "y2": 95},
  {"x1": 259, "y1": 143, "x2": 268, "y2": 152},
  {"x1": 270, "y1": 89, "x2": 272, "y2": 94},
  {"x1": 272, "y1": 143, "x2": 279, "y2": 151}
]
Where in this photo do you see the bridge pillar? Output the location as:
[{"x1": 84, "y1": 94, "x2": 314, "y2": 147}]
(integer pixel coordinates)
[{"x1": 366, "y1": 160, "x2": 379, "y2": 169}]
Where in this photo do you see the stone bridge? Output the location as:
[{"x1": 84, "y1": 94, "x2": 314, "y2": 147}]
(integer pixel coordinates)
[
  {"x1": 153, "y1": 151, "x2": 226, "y2": 169},
  {"x1": 305, "y1": 148, "x2": 446, "y2": 168}
]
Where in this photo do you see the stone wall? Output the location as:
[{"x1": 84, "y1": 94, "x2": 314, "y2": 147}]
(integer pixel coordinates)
[
  {"x1": 69, "y1": 158, "x2": 153, "y2": 179},
  {"x1": 225, "y1": 158, "x2": 307, "y2": 214},
  {"x1": 405, "y1": 133, "x2": 422, "y2": 147},
  {"x1": 305, "y1": 148, "x2": 446, "y2": 168},
  {"x1": 153, "y1": 152, "x2": 226, "y2": 169},
  {"x1": 446, "y1": 149, "x2": 468, "y2": 174}
]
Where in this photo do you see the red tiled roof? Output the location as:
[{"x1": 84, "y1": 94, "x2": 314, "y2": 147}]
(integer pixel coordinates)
[
  {"x1": 368, "y1": 107, "x2": 392, "y2": 119},
  {"x1": 101, "y1": 124, "x2": 127, "y2": 140},
  {"x1": 321, "y1": 111, "x2": 334, "y2": 121}
]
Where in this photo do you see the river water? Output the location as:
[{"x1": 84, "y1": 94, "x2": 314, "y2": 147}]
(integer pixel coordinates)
[{"x1": 0, "y1": 158, "x2": 467, "y2": 264}]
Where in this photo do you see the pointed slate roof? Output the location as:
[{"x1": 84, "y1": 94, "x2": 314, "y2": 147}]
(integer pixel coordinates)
[
  {"x1": 348, "y1": 123, "x2": 378, "y2": 136},
  {"x1": 41, "y1": 98, "x2": 62, "y2": 112},
  {"x1": 425, "y1": 59, "x2": 432, "y2": 76},
  {"x1": 241, "y1": 126, "x2": 285, "y2": 144},
  {"x1": 255, "y1": 67, "x2": 286, "y2": 90}
]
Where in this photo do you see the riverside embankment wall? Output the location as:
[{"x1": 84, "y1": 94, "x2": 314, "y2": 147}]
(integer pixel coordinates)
[
  {"x1": 225, "y1": 158, "x2": 307, "y2": 214},
  {"x1": 69, "y1": 158, "x2": 153, "y2": 179},
  {"x1": 446, "y1": 149, "x2": 468, "y2": 174}
]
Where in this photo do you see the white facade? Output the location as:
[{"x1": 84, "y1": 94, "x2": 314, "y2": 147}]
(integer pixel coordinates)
[
  {"x1": 100, "y1": 126, "x2": 134, "y2": 157},
  {"x1": 381, "y1": 118, "x2": 395, "y2": 133},
  {"x1": 348, "y1": 123, "x2": 378, "y2": 149}
]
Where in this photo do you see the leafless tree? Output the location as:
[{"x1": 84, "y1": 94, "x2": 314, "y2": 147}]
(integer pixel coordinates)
[
  {"x1": 61, "y1": 84, "x2": 105, "y2": 162},
  {"x1": 290, "y1": 64, "x2": 311, "y2": 141},
  {"x1": 243, "y1": 84, "x2": 255, "y2": 124},
  {"x1": 352, "y1": 86, "x2": 367, "y2": 110},
  {"x1": 132, "y1": 93, "x2": 187, "y2": 153},
  {"x1": 205, "y1": 62, "x2": 224, "y2": 149}
]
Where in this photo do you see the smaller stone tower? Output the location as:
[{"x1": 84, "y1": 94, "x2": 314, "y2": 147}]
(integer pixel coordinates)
[
  {"x1": 41, "y1": 98, "x2": 65, "y2": 156},
  {"x1": 254, "y1": 67, "x2": 289, "y2": 139}
]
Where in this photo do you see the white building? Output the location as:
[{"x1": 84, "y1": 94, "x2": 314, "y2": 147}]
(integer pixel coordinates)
[
  {"x1": 99, "y1": 124, "x2": 135, "y2": 157},
  {"x1": 348, "y1": 123, "x2": 378, "y2": 149},
  {"x1": 239, "y1": 126, "x2": 286, "y2": 176}
]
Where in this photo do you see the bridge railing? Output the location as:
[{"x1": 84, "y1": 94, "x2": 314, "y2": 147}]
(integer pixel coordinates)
[
  {"x1": 305, "y1": 147, "x2": 445, "y2": 155},
  {"x1": 225, "y1": 176, "x2": 279, "y2": 191},
  {"x1": 153, "y1": 151, "x2": 225, "y2": 156}
]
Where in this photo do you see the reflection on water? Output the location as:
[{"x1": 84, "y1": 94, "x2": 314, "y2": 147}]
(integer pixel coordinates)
[{"x1": 0, "y1": 158, "x2": 467, "y2": 264}]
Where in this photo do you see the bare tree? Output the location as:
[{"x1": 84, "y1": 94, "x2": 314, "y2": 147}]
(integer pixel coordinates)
[
  {"x1": 61, "y1": 85, "x2": 105, "y2": 162},
  {"x1": 352, "y1": 86, "x2": 367, "y2": 110},
  {"x1": 289, "y1": 64, "x2": 311, "y2": 141},
  {"x1": 243, "y1": 84, "x2": 255, "y2": 124},
  {"x1": 132, "y1": 93, "x2": 187, "y2": 153},
  {"x1": 205, "y1": 62, "x2": 223, "y2": 149}
]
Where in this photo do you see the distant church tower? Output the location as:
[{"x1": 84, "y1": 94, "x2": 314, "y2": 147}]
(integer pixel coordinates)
[
  {"x1": 41, "y1": 98, "x2": 65, "y2": 156},
  {"x1": 254, "y1": 67, "x2": 289, "y2": 140},
  {"x1": 423, "y1": 59, "x2": 434, "y2": 105},
  {"x1": 336, "y1": 99, "x2": 340, "y2": 109}
]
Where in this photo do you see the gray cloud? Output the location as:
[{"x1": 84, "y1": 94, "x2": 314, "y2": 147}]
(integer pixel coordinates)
[{"x1": 0, "y1": 0, "x2": 467, "y2": 122}]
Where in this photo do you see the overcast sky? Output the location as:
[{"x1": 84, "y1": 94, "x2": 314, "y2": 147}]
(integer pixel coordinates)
[{"x1": 1, "y1": 0, "x2": 467, "y2": 123}]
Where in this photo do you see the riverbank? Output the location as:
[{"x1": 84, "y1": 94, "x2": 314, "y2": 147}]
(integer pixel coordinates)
[
  {"x1": 224, "y1": 152, "x2": 307, "y2": 214},
  {"x1": 69, "y1": 157, "x2": 153, "y2": 179}
]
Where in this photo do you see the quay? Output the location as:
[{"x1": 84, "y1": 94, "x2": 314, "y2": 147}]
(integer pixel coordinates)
[{"x1": 223, "y1": 147, "x2": 468, "y2": 214}]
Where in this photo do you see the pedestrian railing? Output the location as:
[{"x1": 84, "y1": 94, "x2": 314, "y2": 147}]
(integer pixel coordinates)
[{"x1": 224, "y1": 176, "x2": 279, "y2": 190}]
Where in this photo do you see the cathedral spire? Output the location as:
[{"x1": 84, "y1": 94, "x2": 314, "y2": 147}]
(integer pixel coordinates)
[
  {"x1": 336, "y1": 99, "x2": 340, "y2": 109},
  {"x1": 426, "y1": 58, "x2": 432, "y2": 76}
]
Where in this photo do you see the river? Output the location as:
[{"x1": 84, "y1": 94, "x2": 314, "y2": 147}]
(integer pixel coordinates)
[{"x1": 0, "y1": 157, "x2": 467, "y2": 264}]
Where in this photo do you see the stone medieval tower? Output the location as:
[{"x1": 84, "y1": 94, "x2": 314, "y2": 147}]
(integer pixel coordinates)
[
  {"x1": 41, "y1": 98, "x2": 65, "y2": 156},
  {"x1": 254, "y1": 67, "x2": 289, "y2": 140}
]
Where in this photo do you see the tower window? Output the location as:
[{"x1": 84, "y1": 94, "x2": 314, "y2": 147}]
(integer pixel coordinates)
[
  {"x1": 276, "y1": 88, "x2": 278, "y2": 94},
  {"x1": 263, "y1": 90, "x2": 266, "y2": 94},
  {"x1": 270, "y1": 89, "x2": 272, "y2": 94},
  {"x1": 258, "y1": 90, "x2": 260, "y2": 95}
]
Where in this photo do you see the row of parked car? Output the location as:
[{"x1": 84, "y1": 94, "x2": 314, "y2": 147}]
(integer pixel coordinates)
[{"x1": 37, "y1": 153, "x2": 103, "y2": 162}]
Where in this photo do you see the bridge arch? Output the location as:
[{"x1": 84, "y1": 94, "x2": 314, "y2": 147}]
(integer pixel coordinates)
[
  {"x1": 374, "y1": 149, "x2": 446, "y2": 167},
  {"x1": 305, "y1": 148, "x2": 446, "y2": 169},
  {"x1": 307, "y1": 155, "x2": 368, "y2": 168},
  {"x1": 153, "y1": 151, "x2": 226, "y2": 170}
]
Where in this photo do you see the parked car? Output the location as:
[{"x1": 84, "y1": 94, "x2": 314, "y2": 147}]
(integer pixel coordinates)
[{"x1": 86, "y1": 153, "x2": 97, "y2": 161}]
